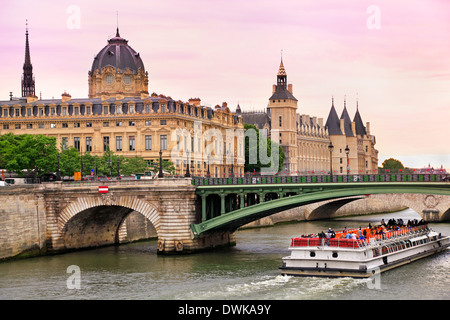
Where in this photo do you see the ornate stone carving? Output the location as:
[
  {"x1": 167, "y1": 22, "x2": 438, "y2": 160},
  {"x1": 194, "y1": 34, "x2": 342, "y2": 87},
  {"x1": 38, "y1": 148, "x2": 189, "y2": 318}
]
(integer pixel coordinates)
[
  {"x1": 424, "y1": 195, "x2": 439, "y2": 208},
  {"x1": 101, "y1": 193, "x2": 116, "y2": 206}
]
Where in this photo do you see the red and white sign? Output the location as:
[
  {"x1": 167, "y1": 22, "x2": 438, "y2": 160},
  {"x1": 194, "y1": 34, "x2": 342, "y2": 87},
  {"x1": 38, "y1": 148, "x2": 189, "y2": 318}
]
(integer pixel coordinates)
[{"x1": 99, "y1": 186, "x2": 109, "y2": 193}]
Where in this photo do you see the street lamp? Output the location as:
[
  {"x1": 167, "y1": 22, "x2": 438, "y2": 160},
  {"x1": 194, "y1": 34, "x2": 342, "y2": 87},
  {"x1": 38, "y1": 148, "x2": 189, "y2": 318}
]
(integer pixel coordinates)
[
  {"x1": 158, "y1": 150, "x2": 164, "y2": 178},
  {"x1": 57, "y1": 154, "x2": 61, "y2": 181},
  {"x1": 345, "y1": 145, "x2": 350, "y2": 179},
  {"x1": 207, "y1": 154, "x2": 210, "y2": 177},
  {"x1": 328, "y1": 141, "x2": 334, "y2": 181},
  {"x1": 185, "y1": 150, "x2": 191, "y2": 178},
  {"x1": 117, "y1": 157, "x2": 121, "y2": 179}
]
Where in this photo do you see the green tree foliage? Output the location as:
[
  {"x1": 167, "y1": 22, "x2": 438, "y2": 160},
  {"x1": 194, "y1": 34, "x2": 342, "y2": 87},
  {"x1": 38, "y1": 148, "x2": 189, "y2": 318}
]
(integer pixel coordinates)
[
  {"x1": 0, "y1": 133, "x2": 58, "y2": 176},
  {"x1": 148, "y1": 158, "x2": 176, "y2": 175},
  {"x1": 381, "y1": 158, "x2": 405, "y2": 170},
  {"x1": 244, "y1": 123, "x2": 285, "y2": 173}
]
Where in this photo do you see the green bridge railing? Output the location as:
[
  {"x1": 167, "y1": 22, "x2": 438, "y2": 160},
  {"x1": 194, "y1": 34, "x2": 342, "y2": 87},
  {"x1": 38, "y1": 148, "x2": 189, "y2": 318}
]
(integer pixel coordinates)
[{"x1": 192, "y1": 174, "x2": 449, "y2": 186}]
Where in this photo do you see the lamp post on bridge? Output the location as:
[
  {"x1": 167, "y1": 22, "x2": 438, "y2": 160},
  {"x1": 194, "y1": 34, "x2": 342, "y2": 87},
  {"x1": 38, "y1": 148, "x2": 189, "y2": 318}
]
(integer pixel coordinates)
[
  {"x1": 345, "y1": 145, "x2": 350, "y2": 180},
  {"x1": 158, "y1": 150, "x2": 164, "y2": 178},
  {"x1": 328, "y1": 141, "x2": 334, "y2": 181}
]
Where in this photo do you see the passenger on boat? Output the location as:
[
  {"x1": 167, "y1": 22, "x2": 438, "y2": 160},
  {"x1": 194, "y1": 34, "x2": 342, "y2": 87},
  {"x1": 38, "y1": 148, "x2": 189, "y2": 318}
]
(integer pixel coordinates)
[{"x1": 345, "y1": 233, "x2": 352, "y2": 239}]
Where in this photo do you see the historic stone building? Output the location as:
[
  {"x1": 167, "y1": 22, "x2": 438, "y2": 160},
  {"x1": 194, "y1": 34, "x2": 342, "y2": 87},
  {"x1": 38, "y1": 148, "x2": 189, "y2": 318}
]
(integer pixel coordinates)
[
  {"x1": 241, "y1": 58, "x2": 379, "y2": 175},
  {"x1": 0, "y1": 27, "x2": 245, "y2": 177}
]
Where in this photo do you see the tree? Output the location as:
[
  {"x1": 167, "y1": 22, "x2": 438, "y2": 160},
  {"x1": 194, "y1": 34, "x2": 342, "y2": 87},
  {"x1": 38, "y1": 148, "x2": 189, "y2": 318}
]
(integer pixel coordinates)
[
  {"x1": 382, "y1": 158, "x2": 405, "y2": 170},
  {"x1": 244, "y1": 123, "x2": 285, "y2": 173},
  {"x1": 0, "y1": 133, "x2": 58, "y2": 176},
  {"x1": 148, "y1": 158, "x2": 176, "y2": 175}
]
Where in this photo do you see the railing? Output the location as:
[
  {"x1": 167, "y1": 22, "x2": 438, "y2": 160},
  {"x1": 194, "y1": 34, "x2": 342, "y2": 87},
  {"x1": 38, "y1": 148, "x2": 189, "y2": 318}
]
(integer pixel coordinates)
[
  {"x1": 192, "y1": 174, "x2": 449, "y2": 186},
  {"x1": 290, "y1": 225, "x2": 429, "y2": 250}
]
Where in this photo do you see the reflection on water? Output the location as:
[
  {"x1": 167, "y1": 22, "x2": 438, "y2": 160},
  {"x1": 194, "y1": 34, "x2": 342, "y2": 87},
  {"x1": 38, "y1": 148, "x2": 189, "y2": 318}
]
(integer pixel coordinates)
[{"x1": 0, "y1": 209, "x2": 449, "y2": 300}]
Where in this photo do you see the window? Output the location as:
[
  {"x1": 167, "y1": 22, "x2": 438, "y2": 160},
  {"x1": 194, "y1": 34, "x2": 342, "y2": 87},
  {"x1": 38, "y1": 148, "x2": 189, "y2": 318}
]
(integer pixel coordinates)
[
  {"x1": 116, "y1": 121, "x2": 122, "y2": 127},
  {"x1": 129, "y1": 136, "x2": 135, "y2": 151},
  {"x1": 129, "y1": 105, "x2": 135, "y2": 114},
  {"x1": 39, "y1": 108, "x2": 44, "y2": 116},
  {"x1": 27, "y1": 108, "x2": 31, "y2": 116},
  {"x1": 279, "y1": 116, "x2": 282, "y2": 127},
  {"x1": 145, "y1": 135, "x2": 152, "y2": 150},
  {"x1": 51, "y1": 108, "x2": 55, "y2": 116},
  {"x1": 116, "y1": 136, "x2": 122, "y2": 151},
  {"x1": 86, "y1": 137, "x2": 92, "y2": 152},
  {"x1": 161, "y1": 104, "x2": 166, "y2": 113},
  {"x1": 62, "y1": 123, "x2": 68, "y2": 128},
  {"x1": 3, "y1": 124, "x2": 9, "y2": 129},
  {"x1": 62, "y1": 137, "x2": 68, "y2": 150},
  {"x1": 50, "y1": 123, "x2": 56, "y2": 128},
  {"x1": 26, "y1": 124, "x2": 32, "y2": 129},
  {"x1": 15, "y1": 109, "x2": 20, "y2": 117},
  {"x1": 3, "y1": 109, "x2": 8, "y2": 117},
  {"x1": 86, "y1": 106, "x2": 91, "y2": 115},
  {"x1": 74, "y1": 137, "x2": 80, "y2": 151},
  {"x1": 160, "y1": 135, "x2": 167, "y2": 150},
  {"x1": 160, "y1": 120, "x2": 167, "y2": 125},
  {"x1": 38, "y1": 123, "x2": 44, "y2": 129},
  {"x1": 62, "y1": 107, "x2": 67, "y2": 116},
  {"x1": 86, "y1": 122, "x2": 92, "y2": 127},
  {"x1": 116, "y1": 105, "x2": 122, "y2": 114},
  {"x1": 74, "y1": 122, "x2": 80, "y2": 128},
  {"x1": 103, "y1": 137, "x2": 110, "y2": 152},
  {"x1": 105, "y1": 74, "x2": 114, "y2": 84},
  {"x1": 74, "y1": 107, "x2": 79, "y2": 115},
  {"x1": 15, "y1": 124, "x2": 21, "y2": 129},
  {"x1": 103, "y1": 106, "x2": 108, "y2": 114},
  {"x1": 145, "y1": 120, "x2": 151, "y2": 126},
  {"x1": 145, "y1": 104, "x2": 151, "y2": 113},
  {"x1": 129, "y1": 121, "x2": 135, "y2": 126},
  {"x1": 103, "y1": 122, "x2": 109, "y2": 127}
]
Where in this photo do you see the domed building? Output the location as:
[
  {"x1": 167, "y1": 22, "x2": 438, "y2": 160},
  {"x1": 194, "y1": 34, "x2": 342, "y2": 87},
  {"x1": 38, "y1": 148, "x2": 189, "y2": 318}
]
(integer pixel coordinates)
[
  {"x1": 88, "y1": 28, "x2": 149, "y2": 99},
  {"x1": 0, "y1": 26, "x2": 245, "y2": 178}
]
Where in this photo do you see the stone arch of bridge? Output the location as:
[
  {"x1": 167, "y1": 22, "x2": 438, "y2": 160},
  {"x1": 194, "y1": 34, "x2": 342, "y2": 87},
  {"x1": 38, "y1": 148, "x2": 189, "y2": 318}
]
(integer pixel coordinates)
[{"x1": 56, "y1": 195, "x2": 160, "y2": 250}]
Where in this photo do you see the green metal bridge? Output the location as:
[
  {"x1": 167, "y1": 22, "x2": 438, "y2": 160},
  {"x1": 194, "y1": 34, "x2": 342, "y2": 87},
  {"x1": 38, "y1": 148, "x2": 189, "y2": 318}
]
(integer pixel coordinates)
[{"x1": 190, "y1": 174, "x2": 450, "y2": 237}]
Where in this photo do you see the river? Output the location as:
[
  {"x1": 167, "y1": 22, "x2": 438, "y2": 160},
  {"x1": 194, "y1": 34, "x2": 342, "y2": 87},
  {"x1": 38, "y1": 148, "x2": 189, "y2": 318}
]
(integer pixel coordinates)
[{"x1": 0, "y1": 209, "x2": 449, "y2": 300}]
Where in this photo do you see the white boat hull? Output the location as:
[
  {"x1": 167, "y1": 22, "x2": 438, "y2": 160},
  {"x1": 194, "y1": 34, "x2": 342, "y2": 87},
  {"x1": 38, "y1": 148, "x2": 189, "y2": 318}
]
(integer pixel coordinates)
[{"x1": 280, "y1": 235, "x2": 450, "y2": 278}]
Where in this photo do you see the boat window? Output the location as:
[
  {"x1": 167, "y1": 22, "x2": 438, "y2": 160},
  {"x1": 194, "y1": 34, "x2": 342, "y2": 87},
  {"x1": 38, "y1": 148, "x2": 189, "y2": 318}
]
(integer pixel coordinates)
[
  {"x1": 310, "y1": 251, "x2": 316, "y2": 257},
  {"x1": 332, "y1": 252, "x2": 338, "y2": 258}
]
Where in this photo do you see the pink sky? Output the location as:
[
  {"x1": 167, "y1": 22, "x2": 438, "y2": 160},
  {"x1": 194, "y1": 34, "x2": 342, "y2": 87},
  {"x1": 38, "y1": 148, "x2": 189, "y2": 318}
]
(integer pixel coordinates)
[{"x1": 1, "y1": 0, "x2": 449, "y2": 169}]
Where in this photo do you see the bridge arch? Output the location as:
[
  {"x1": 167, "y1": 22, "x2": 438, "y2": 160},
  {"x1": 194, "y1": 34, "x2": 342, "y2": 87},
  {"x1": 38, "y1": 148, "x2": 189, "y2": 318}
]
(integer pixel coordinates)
[
  {"x1": 56, "y1": 195, "x2": 160, "y2": 250},
  {"x1": 192, "y1": 184, "x2": 450, "y2": 237}
]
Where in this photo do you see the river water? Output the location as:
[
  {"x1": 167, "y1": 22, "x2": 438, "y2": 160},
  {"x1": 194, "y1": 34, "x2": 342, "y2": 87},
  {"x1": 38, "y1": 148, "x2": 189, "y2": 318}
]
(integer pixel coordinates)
[{"x1": 0, "y1": 209, "x2": 449, "y2": 300}]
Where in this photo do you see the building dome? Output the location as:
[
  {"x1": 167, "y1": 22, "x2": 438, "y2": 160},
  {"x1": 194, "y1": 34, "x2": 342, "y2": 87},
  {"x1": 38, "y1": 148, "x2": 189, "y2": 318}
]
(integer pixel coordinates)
[
  {"x1": 90, "y1": 28, "x2": 145, "y2": 75},
  {"x1": 88, "y1": 28, "x2": 148, "y2": 99}
]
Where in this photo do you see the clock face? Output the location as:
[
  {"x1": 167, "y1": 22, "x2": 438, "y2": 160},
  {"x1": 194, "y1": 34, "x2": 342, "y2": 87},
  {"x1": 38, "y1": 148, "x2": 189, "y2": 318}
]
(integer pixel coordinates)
[
  {"x1": 123, "y1": 75, "x2": 132, "y2": 85},
  {"x1": 105, "y1": 74, "x2": 114, "y2": 84}
]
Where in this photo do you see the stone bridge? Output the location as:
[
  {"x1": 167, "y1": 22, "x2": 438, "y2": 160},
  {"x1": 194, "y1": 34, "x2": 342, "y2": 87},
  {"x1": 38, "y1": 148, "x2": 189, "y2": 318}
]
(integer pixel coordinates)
[
  {"x1": 1, "y1": 176, "x2": 450, "y2": 260},
  {"x1": 0, "y1": 179, "x2": 236, "y2": 260}
]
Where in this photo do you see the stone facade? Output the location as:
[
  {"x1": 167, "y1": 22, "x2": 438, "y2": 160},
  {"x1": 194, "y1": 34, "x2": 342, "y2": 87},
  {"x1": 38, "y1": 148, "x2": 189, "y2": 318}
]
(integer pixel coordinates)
[{"x1": 241, "y1": 59, "x2": 379, "y2": 175}]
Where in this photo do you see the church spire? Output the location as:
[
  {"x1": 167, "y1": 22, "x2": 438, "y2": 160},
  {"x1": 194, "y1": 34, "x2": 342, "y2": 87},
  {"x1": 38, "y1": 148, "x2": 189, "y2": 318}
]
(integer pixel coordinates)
[
  {"x1": 277, "y1": 50, "x2": 287, "y2": 88},
  {"x1": 22, "y1": 20, "x2": 35, "y2": 97}
]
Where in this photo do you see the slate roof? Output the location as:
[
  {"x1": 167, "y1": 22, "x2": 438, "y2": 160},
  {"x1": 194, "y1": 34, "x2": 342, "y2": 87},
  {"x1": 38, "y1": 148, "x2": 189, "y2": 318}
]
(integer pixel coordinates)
[
  {"x1": 90, "y1": 28, "x2": 145, "y2": 75},
  {"x1": 269, "y1": 85, "x2": 297, "y2": 101},
  {"x1": 325, "y1": 104, "x2": 342, "y2": 135},
  {"x1": 340, "y1": 106, "x2": 354, "y2": 137},
  {"x1": 353, "y1": 108, "x2": 367, "y2": 136}
]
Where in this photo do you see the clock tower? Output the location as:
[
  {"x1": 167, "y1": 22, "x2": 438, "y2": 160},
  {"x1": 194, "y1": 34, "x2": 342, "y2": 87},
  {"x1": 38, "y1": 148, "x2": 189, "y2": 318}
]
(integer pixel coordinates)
[{"x1": 268, "y1": 57, "x2": 298, "y2": 173}]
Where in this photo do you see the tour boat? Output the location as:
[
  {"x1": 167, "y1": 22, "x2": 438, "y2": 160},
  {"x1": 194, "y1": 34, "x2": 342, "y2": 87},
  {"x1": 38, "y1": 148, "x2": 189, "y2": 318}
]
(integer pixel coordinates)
[{"x1": 280, "y1": 222, "x2": 450, "y2": 278}]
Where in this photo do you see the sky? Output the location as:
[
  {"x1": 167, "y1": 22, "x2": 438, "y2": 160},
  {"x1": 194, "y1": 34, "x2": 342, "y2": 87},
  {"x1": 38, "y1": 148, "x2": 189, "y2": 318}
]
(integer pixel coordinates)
[{"x1": 1, "y1": 0, "x2": 449, "y2": 169}]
